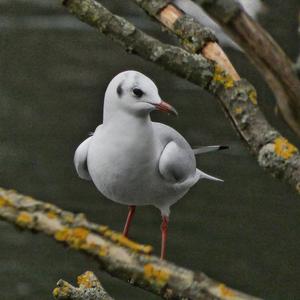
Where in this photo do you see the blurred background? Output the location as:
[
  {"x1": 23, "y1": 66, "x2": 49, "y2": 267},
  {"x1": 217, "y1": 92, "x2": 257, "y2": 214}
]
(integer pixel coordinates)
[{"x1": 1, "y1": 0, "x2": 300, "y2": 299}]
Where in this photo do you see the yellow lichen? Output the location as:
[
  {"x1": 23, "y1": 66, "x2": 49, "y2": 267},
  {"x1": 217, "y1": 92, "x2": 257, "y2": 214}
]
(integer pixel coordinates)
[
  {"x1": 0, "y1": 196, "x2": 13, "y2": 208},
  {"x1": 52, "y1": 287, "x2": 60, "y2": 298},
  {"x1": 97, "y1": 225, "x2": 109, "y2": 233},
  {"x1": 47, "y1": 211, "x2": 57, "y2": 219},
  {"x1": 54, "y1": 227, "x2": 90, "y2": 249},
  {"x1": 62, "y1": 213, "x2": 75, "y2": 223},
  {"x1": 0, "y1": 197, "x2": 8, "y2": 207},
  {"x1": 54, "y1": 228, "x2": 69, "y2": 241},
  {"x1": 234, "y1": 106, "x2": 243, "y2": 115},
  {"x1": 77, "y1": 271, "x2": 94, "y2": 288},
  {"x1": 72, "y1": 227, "x2": 89, "y2": 240},
  {"x1": 274, "y1": 137, "x2": 297, "y2": 159},
  {"x1": 98, "y1": 245, "x2": 108, "y2": 257},
  {"x1": 213, "y1": 65, "x2": 234, "y2": 89},
  {"x1": 52, "y1": 282, "x2": 72, "y2": 298},
  {"x1": 248, "y1": 89, "x2": 257, "y2": 105},
  {"x1": 144, "y1": 263, "x2": 170, "y2": 287},
  {"x1": 219, "y1": 283, "x2": 235, "y2": 297},
  {"x1": 16, "y1": 212, "x2": 33, "y2": 227},
  {"x1": 103, "y1": 229, "x2": 152, "y2": 254}
]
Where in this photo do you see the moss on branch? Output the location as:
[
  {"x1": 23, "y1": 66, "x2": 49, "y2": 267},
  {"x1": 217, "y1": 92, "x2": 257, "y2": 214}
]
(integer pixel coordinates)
[
  {"x1": 0, "y1": 187, "x2": 260, "y2": 300},
  {"x1": 63, "y1": 0, "x2": 213, "y2": 90},
  {"x1": 135, "y1": 0, "x2": 218, "y2": 53},
  {"x1": 53, "y1": 271, "x2": 114, "y2": 300}
]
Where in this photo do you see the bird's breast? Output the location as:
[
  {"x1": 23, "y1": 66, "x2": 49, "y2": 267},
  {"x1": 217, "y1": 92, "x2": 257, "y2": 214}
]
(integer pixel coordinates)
[{"x1": 87, "y1": 128, "x2": 162, "y2": 204}]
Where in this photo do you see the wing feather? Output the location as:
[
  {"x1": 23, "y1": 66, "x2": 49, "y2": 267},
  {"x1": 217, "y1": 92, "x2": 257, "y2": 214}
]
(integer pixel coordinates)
[
  {"x1": 193, "y1": 145, "x2": 228, "y2": 155},
  {"x1": 74, "y1": 136, "x2": 92, "y2": 181},
  {"x1": 155, "y1": 122, "x2": 196, "y2": 183}
]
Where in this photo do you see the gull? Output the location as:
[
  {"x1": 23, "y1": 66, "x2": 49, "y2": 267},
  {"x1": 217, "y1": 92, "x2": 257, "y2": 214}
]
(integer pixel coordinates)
[
  {"x1": 173, "y1": 0, "x2": 266, "y2": 50},
  {"x1": 74, "y1": 71, "x2": 226, "y2": 259}
]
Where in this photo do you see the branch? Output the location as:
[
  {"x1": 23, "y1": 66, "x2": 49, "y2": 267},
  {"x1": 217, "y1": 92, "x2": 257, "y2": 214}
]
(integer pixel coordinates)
[
  {"x1": 187, "y1": 0, "x2": 300, "y2": 137},
  {"x1": 59, "y1": 0, "x2": 300, "y2": 195},
  {"x1": 53, "y1": 271, "x2": 114, "y2": 300},
  {"x1": 0, "y1": 187, "x2": 260, "y2": 300},
  {"x1": 133, "y1": 0, "x2": 240, "y2": 80}
]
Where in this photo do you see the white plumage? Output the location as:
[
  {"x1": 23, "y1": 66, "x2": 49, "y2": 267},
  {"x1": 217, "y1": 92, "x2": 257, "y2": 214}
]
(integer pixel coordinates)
[{"x1": 74, "y1": 71, "x2": 224, "y2": 258}]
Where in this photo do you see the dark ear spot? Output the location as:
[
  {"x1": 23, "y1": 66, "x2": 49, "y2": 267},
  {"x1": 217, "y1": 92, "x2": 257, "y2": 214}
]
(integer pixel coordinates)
[{"x1": 117, "y1": 82, "x2": 123, "y2": 97}]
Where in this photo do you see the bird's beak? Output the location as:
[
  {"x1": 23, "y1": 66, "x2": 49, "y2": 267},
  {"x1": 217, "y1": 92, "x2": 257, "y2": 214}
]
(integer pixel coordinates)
[{"x1": 154, "y1": 100, "x2": 178, "y2": 116}]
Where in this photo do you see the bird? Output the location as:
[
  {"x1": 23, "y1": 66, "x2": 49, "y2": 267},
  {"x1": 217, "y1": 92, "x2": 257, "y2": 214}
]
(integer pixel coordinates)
[
  {"x1": 173, "y1": 0, "x2": 266, "y2": 50},
  {"x1": 74, "y1": 70, "x2": 226, "y2": 259}
]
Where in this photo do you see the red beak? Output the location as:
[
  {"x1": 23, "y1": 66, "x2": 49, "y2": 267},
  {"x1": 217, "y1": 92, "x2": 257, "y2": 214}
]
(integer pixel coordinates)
[{"x1": 155, "y1": 101, "x2": 178, "y2": 116}]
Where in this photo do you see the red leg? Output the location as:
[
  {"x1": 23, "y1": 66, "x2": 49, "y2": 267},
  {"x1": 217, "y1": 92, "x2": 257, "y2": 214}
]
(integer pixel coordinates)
[
  {"x1": 160, "y1": 215, "x2": 169, "y2": 260},
  {"x1": 122, "y1": 205, "x2": 136, "y2": 237}
]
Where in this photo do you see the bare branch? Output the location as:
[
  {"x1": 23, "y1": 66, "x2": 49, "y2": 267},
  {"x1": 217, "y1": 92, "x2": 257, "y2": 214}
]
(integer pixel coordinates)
[
  {"x1": 59, "y1": 0, "x2": 300, "y2": 195},
  {"x1": 186, "y1": 0, "x2": 300, "y2": 137},
  {"x1": 0, "y1": 187, "x2": 260, "y2": 300},
  {"x1": 134, "y1": 0, "x2": 240, "y2": 80},
  {"x1": 53, "y1": 271, "x2": 114, "y2": 300}
]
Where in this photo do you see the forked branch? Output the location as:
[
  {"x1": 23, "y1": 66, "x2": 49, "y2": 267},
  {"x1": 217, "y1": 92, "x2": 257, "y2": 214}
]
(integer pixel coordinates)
[
  {"x1": 189, "y1": 0, "x2": 300, "y2": 137},
  {"x1": 60, "y1": 0, "x2": 300, "y2": 195}
]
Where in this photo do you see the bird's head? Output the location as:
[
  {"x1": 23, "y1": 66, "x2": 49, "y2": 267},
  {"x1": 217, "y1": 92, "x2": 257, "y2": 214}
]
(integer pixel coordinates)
[{"x1": 103, "y1": 70, "x2": 177, "y2": 121}]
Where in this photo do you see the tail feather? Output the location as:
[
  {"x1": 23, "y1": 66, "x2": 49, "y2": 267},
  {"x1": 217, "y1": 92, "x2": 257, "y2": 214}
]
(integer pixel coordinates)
[
  {"x1": 197, "y1": 169, "x2": 223, "y2": 182},
  {"x1": 193, "y1": 145, "x2": 229, "y2": 155}
]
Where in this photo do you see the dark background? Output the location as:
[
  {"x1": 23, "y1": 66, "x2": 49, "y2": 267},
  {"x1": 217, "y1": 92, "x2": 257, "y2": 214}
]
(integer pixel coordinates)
[{"x1": 1, "y1": 0, "x2": 300, "y2": 299}]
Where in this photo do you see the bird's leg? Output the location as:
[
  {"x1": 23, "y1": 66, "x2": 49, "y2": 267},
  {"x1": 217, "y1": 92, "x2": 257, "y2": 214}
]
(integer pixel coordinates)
[
  {"x1": 160, "y1": 215, "x2": 169, "y2": 260},
  {"x1": 122, "y1": 205, "x2": 136, "y2": 237}
]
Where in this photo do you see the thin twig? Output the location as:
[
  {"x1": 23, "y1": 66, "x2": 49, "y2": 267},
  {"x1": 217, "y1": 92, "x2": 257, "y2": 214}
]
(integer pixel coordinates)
[
  {"x1": 60, "y1": 0, "x2": 300, "y2": 195},
  {"x1": 53, "y1": 271, "x2": 114, "y2": 300},
  {"x1": 0, "y1": 187, "x2": 260, "y2": 300}
]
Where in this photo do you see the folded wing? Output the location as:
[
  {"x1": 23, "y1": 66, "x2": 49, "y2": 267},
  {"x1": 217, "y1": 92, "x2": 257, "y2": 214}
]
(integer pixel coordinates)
[
  {"x1": 74, "y1": 136, "x2": 92, "y2": 181},
  {"x1": 154, "y1": 123, "x2": 196, "y2": 183}
]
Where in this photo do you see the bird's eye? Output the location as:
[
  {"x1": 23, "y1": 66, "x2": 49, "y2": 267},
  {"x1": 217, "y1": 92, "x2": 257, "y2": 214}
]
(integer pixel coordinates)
[{"x1": 132, "y1": 88, "x2": 144, "y2": 98}]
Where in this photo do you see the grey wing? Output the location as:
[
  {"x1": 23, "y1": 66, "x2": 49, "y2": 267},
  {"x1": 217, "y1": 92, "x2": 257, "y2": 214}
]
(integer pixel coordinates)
[
  {"x1": 74, "y1": 136, "x2": 93, "y2": 181},
  {"x1": 154, "y1": 123, "x2": 196, "y2": 183}
]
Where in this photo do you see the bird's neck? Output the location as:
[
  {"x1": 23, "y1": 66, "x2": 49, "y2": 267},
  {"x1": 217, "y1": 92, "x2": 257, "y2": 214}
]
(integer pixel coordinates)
[{"x1": 103, "y1": 111, "x2": 152, "y2": 132}]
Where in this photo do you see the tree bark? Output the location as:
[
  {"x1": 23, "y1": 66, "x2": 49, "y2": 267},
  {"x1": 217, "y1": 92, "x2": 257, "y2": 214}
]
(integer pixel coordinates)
[
  {"x1": 60, "y1": 0, "x2": 300, "y2": 195},
  {"x1": 0, "y1": 187, "x2": 260, "y2": 300},
  {"x1": 53, "y1": 271, "x2": 114, "y2": 300},
  {"x1": 189, "y1": 0, "x2": 300, "y2": 137}
]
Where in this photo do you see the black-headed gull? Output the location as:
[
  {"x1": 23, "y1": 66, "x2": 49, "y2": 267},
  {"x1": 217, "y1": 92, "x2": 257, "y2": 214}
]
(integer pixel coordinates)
[{"x1": 74, "y1": 71, "x2": 226, "y2": 259}]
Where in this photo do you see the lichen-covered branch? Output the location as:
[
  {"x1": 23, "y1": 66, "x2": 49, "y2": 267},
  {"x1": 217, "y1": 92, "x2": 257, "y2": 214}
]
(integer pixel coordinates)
[
  {"x1": 189, "y1": 0, "x2": 300, "y2": 137},
  {"x1": 0, "y1": 187, "x2": 260, "y2": 300},
  {"x1": 60, "y1": 0, "x2": 300, "y2": 194},
  {"x1": 133, "y1": 0, "x2": 240, "y2": 80},
  {"x1": 53, "y1": 271, "x2": 114, "y2": 300}
]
